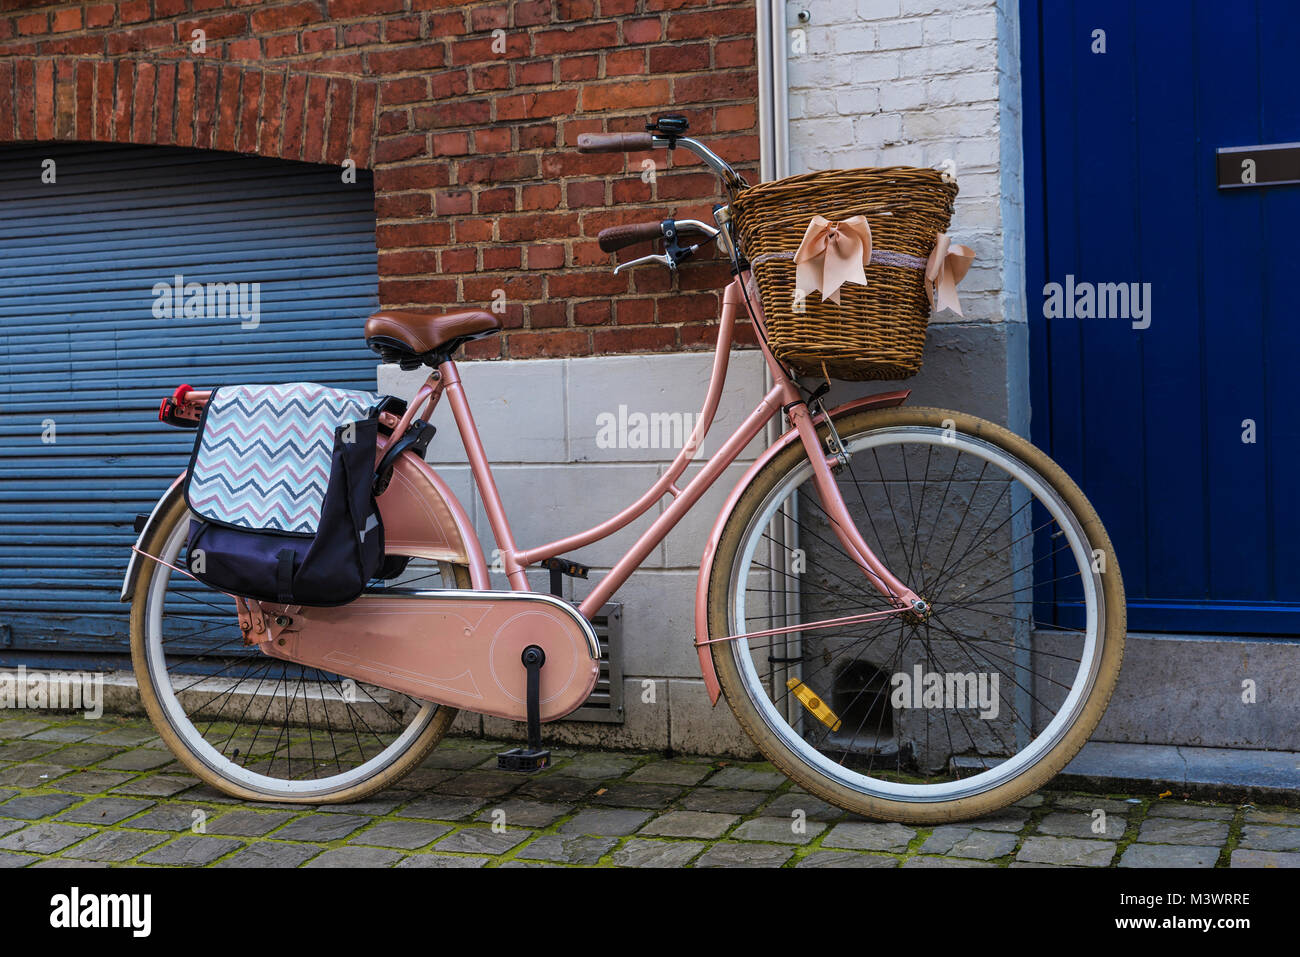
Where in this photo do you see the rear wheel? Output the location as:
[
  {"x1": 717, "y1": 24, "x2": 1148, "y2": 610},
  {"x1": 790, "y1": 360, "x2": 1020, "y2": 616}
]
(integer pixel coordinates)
[
  {"x1": 707, "y1": 406, "x2": 1125, "y2": 824},
  {"x1": 129, "y1": 487, "x2": 463, "y2": 803}
]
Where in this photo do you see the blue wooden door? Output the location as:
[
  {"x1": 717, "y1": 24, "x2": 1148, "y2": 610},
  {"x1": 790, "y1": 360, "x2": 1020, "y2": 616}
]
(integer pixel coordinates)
[
  {"x1": 0, "y1": 143, "x2": 380, "y2": 665},
  {"x1": 1022, "y1": 0, "x2": 1300, "y2": 633}
]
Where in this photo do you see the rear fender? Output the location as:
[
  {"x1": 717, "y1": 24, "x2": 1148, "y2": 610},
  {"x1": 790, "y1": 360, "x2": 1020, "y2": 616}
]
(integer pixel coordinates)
[{"x1": 693, "y1": 389, "x2": 910, "y2": 704}]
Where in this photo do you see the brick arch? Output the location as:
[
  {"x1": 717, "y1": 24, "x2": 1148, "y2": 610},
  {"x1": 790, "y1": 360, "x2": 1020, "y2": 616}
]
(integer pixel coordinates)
[{"x1": 0, "y1": 56, "x2": 378, "y2": 168}]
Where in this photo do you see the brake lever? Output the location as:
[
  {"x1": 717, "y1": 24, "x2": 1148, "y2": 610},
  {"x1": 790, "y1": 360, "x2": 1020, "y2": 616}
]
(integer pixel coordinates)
[{"x1": 614, "y1": 252, "x2": 676, "y2": 275}]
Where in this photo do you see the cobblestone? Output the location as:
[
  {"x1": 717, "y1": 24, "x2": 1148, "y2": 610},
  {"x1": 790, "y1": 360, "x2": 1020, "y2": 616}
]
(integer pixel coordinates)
[{"x1": 0, "y1": 712, "x2": 1291, "y2": 868}]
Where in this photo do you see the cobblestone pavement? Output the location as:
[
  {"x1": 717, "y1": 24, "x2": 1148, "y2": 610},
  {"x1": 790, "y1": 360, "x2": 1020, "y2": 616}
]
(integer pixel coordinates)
[{"x1": 0, "y1": 712, "x2": 1296, "y2": 868}]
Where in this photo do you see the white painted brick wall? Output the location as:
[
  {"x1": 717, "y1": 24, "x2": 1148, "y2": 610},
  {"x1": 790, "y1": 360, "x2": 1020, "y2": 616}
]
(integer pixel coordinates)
[{"x1": 785, "y1": 0, "x2": 1025, "y2": 329}]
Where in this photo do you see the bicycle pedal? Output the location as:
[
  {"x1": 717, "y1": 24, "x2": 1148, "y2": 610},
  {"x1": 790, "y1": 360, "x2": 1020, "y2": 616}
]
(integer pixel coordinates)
[{"x1": 497, "y1": 747, "x2": 551, "y2": 773}]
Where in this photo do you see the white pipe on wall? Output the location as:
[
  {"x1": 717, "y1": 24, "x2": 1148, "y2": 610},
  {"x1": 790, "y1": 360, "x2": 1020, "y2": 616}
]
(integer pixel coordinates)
[{"x1": 756, "y1": 0, "x2": 790, "y2": 183}]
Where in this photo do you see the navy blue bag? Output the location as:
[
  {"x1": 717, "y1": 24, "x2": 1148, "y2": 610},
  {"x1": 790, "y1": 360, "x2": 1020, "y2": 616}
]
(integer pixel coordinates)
[{"x1": 183, "y1": 384, "x2": 385, "y2": 607}]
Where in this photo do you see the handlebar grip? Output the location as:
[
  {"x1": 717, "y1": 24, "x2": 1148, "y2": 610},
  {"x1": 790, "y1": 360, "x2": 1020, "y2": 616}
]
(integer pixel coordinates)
[
  {"x1": 598, "y1": 222, "x2": 665, "y2": 253},
  {"x1": 577, "y1": 131, "x2": 655, "y2": 154}
]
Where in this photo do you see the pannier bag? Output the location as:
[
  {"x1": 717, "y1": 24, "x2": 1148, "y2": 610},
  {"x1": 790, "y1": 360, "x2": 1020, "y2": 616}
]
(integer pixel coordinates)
[{"x1": 183, "y1": 383, "x2": 385, "y2": 607}]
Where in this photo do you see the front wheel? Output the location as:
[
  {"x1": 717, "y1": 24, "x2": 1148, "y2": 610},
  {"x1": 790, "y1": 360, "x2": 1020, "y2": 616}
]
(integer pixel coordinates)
[{"x1": 707, "y1": 406, "x2": 1125, "y2": 824}]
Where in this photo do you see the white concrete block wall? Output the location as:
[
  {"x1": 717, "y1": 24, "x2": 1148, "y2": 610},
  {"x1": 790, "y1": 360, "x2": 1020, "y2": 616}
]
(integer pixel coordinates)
[
  {"x1": 785, "y1": 0, "x2": 1024, "y2": 332},
  {"x1": 378, "y1": 352, "x2": 769, "y2": 755}
]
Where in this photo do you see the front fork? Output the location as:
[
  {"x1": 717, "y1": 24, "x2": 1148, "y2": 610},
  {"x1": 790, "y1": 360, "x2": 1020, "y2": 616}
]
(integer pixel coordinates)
[{"x1": 784, "y1": 397, "x2": 926, "y2": 617}]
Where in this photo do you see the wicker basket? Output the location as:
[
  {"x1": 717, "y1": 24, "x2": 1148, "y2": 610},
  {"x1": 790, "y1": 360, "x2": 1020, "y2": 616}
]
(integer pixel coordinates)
[{"x1": 731, "y1": 167, "x2": 958, "y2": 381}]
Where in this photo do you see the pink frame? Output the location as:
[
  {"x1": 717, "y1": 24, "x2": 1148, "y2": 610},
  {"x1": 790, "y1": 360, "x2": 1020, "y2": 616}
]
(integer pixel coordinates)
[{"x1": 393, "y1": 272, "x2": 924, "y2": 625}]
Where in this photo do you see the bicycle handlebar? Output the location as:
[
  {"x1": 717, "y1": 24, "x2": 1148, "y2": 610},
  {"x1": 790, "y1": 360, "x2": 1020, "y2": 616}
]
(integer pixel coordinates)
[
  {"x1": 577, "y1": 131, "x2": 655, "y2": 153},
  {"x1": 598, "y1": 221, "x2": 665, "y2": 252}
]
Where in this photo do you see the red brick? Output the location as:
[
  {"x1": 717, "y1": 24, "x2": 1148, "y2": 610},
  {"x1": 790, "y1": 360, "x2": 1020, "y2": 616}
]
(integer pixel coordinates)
[
  {"x1": 328, "y1": 0, "x2": 404, "y2": 16},
  {"x1": 469, "y1": 4, "x2": 509, "y2": 30},
  {"x1": 521, "y1": 183, "x2": 561, "y2": 209},
  {"x1": 554, "y1": 0, "x2": 595, "y2": 20},
  {"x1": 155, "y1": 61, "x2": 176, "y2": 145},
  {"x1": 0, "y1": 61, "x2": 12, "y2": 139},
  {"x1": 582, "y1": 78, "x2": 670, "y2": 112},
  {"x1": 16, "y1": 14, "x2": 47, "y2": 36},
  {"x1": 615, "y1": 298, "x2": 656, "y2": 325},
  {"x1": 517, "y1": 123, "x2": 555, "y2": 149},
  {"x1": 85, "y1": 4, "x2": 115, "y2": 29},
  {"x1": 532, "y1": 23, "x2": 617, "y2": 54},
  {"x1": 455, "y1": 218, "x2": 495, "y2": 242},
  {"x1": 450, "y1": 34, "x2": 529, "y2": 65},
  {"x1": 343, "y1": 21, "x2": 382, "y2": 45},
  {"x1": 106, "y1": 23, "x2": 172, "y2": 54},
  {"x1": 566, "y1": 180, "x2": 606, "y2": 208},
  {"x1": 464, "y1": 274, "x2": 543, "y2": 301},
  {"x1": 194, "y1": 65, "x2": 221, "y2": 148},
  {"x1": 715, "y1": 38, "x2": 757, "y2": 68},
  {"x1": 513, "y1": 0, "x2": 551, "y2": 27},
  {"x1": 325, "y1": 78, "x2": 353, "y2": 164},
  {"x1": 179, "y1": 14, "x2": 248, "y2": 42},
  {"x1": 369, "y1": 45, "x2": 445, "y2": 74},
  {"x1": 429, "y1": 69, "x2": 469, "y2": 99},
  {"x1": 622, "y1": 18, "x2": 661, "y2": 44},
  {"x1": 214, "y1": 65, "x2": 240, "y2": 152},
  {"x1": 379, "y1": 278, "x2": 458, "y2": 306},
  {"x1": 434, "y1": 189, "x2": 472, "y2": 215},
  {"x1": 155, "y1": 0, "x2": 187, "y2": 16},
  {"x1": 252, "y1": 3, "x2": 322, "y2": 33},
  {"x1": 258, "y1": 70, "x2": 284, "y2": 156},
  {"x1": 131, "y1": 61, "x2": 155, "y2": 144},
  {"x1": 649, "y1": 43, "x2": 708, "y2": 73},
  {"x1": 119, "y1": 0, "x2": 150, "y2": 24},
  {"x1": 528, "y1": 301, "x2": 568, "y2": 327},
  {"x1": 375, "y1": 191, "x2": 431, "y2": 219},
  {"x1": 494, "y1": 88, "x2": 578, "y2": 121},
  {"x1": 379, "y1": 106, "x2": 408, "y2": 136},
  {"x1": 280, "y1": 72, "x2": 308, "y2": 158},
  {"x1": 301, "y1": 27, "x2": 336, "y2": 53},
  {"x1": 414, "y1": 98, "x2": 490, "y2": 129},
  {"x1": 457, "y1": 154, "x2": 537, "y2": 185},
  {"x1": 51, "y1": 7, "x2": 81, "y2": 32},
  {"x1": 715, "y1": 103, "x2": 757, "y2": 133},
  {"x1": 41, "y1": 35, "x2": 106, "y2": 55},
  {"x1": 475, "y1": 187, "x2": 514, "y2": 214},
  {"x1": 483, "y1": 245, "x2": 521, "y2": 270},
  {"x1": 667, "y1": 8, "x2": 755, "y2": 40},
  {"x1": 499, "y1": 212, "x2": 579, "y2": 243},
  {"x1": 472, "y1": 63, "x2": 510, "y2": 91},
  {"x1": 73, "y1": 60, "x2": 94, "y2": 140},
  {"x1": 530, "y1": 244, "x2": 566, "y2": 270},
  {"x1": 14, "y1": 59, "x2": 35, "y2": 140},
  {"x1": 265, "y1": 35, "x2": 298, "y2": 58},
  {"x1": 575, "y1": 300, "x2": 611, "y2": 325},
  {"x1": 594, "y1": 326, "x2": 676, "y2": 353},
  {"x1": 558, "y1": 55, "x2": 599, "y2": 82},
  {"x1": 373, "y1": 133, "x2": 427, "y2": 164},
  {"x1": 604, "y1": 49, "x2": 646, "y2": 76},
  {"x1": 113, "y1": 61, "x2": 133, "y2": 142},
  {"x1": 473, "y1": 127, "x2": 511, "y2": 153},
  {"x1": 379, "y1": 166, "x2": 446, "y2": 190},
  {"x1": 377, "y1": 222, "x2": 451, "y2": 247},
  {"x1": 225, "y1": 38, "x2": 262, "y2": 61},
  {"x1": 433, "y1": 131, "x2": 470, "y2": 156},
  {"x1": 380, "y1": 76, "x2": 428, "y2": 106},
  {"x1": 385, "y1": 16, "x2": 422, "y2": 43},
  {"x1": 509, "y1": 330, "x2": 591, "y2": 359},
  {"x1": 378, "y1": 250, "x2": 437, "y2": 275},
  {"x1": 350, "y1": 80, "x2": 377, "y2": 165},
  {"x1": 95, "y1": 60, "x2": 119, "y2": 143},
  {"x1": 441, "y1": 248, "x2": 477, "y2": 273},
  {"x1": 427, "y1": 12, "x2": 468, "y2": 37},
  {"x1": 673, "y1": 71, "x2": 756, "y2": 104},
  {"x1": 599, "y1": 0, "x2": 638, "y2": 13},
  {"x1": 238, "y1": 70, "x2": 261, "y2": 154}
]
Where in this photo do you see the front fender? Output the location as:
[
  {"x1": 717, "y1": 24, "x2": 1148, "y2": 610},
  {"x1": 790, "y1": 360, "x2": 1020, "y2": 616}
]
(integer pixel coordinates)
[
  {"x1": 119, "y1": 446, "x2": 488, "y2": 602},
  {"x1": 693, "y1": 389, "x2": 910, "y2": 704}
]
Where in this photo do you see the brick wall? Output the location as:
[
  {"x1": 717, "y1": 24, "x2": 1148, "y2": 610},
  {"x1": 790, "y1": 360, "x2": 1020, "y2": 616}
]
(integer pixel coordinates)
[{"x1": 0, "y1": 0, "x2": 760, "y2": 359}]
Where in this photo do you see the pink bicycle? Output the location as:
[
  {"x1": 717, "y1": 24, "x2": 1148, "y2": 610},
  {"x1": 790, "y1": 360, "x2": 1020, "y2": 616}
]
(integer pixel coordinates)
[{"x1": 122, "y1": 121, "x2": 1124, "y2": 824}]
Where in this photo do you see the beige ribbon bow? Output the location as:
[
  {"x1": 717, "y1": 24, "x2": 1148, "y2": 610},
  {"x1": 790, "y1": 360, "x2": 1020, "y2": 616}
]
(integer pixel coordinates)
[
  {"x1": 794, "y1": 215, "x2": 873, "y2": 305},
  {"x1": 925, "y1": 233, "x2": 975, "y2": 316}
]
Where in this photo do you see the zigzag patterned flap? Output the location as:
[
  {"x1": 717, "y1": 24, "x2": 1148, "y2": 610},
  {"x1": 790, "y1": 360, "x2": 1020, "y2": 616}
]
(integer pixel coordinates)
[{"x1": 186, "y1": 383, "x2": 380, "y2": 536}]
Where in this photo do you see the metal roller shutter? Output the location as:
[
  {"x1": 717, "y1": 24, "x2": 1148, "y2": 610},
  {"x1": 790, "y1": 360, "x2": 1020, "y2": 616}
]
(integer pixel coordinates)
[{"x1": 0, "y1": 142, "x2": 381, "y2": 664}]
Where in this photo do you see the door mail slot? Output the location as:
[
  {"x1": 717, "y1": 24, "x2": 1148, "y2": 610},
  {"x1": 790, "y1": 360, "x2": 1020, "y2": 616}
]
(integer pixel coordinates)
[{"x1": 1216, "y1": 142, "x2": 1300, "y2": 189}]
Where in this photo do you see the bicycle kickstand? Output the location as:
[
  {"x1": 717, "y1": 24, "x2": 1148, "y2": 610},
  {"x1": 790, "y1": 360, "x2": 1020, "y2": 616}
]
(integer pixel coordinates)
[{"x1": 497, "y1": 645, "x2": 551, "y2": 772}]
